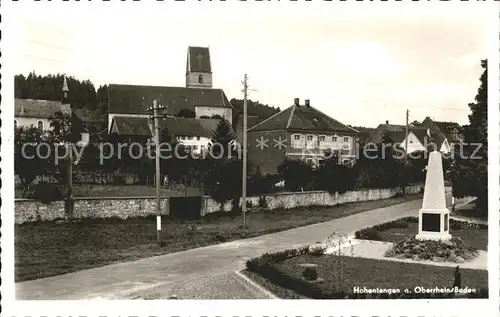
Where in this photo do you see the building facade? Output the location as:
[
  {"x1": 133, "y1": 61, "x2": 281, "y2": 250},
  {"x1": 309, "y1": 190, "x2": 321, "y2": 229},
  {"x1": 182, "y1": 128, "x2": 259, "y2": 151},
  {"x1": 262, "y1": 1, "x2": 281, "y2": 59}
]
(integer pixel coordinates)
[
  {"x1": 15, "y1": 76, "x2": 71, "y2": 131},
  {"x1": 247, "y1": 98, "x2": 359, "y2": 175}
]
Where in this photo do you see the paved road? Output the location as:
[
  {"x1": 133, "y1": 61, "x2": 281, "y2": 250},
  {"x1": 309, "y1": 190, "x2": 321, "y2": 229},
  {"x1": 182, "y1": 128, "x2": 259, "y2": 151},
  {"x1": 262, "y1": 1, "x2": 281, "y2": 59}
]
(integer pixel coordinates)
[{"x1": 16, "y1": 197, "x2": 474, "y2": 300}]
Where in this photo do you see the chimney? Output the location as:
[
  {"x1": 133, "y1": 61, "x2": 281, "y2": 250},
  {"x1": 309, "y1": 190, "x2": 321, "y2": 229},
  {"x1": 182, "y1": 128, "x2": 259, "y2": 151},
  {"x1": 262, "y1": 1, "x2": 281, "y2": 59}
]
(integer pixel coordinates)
[
  {"x1": 385, "y1": 120, "x2": 389, "y2": 124},
  {"x1": 304, "y1": 99, "x2": 310, "y2": 107},
  {"x1": 294, "y1": 98, "x2": 300, "y2": 106}
]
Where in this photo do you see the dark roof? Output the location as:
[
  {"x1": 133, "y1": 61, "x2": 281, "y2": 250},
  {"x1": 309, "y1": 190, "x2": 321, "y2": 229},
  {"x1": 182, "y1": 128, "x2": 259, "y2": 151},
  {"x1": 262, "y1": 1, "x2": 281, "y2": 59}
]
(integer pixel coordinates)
[
  {"x1": 158, "y1": 117, "x2": 221, "y2": 138},
  {"x1": 433, "y1": 121, "x2": 462, "y2": 142},
  {"x1": 367, "y1": 124, "x2": 429, "y2": 145},
  {"x1": 187, "y1": 46, "x2": 211, "y2": 73},
  {"x1": 421, "y1": 117, "x2": 463, "y2": 145},
  {"x1": 15, "y1": 98, "x2": 71, "y2": 118},
  {"x1": 110, "y1": 116, "x2": 232, "y2": 139},
  {"x1": 108, "y1": 84, "x2": 233, "y2": 116},
  {"x1": 234, "y1": 115, "x2": 262, "y2": 142},
  {"x1": 248, "y1": 104, "x2": 358, "y2": 134},
  {"x1": 112, "y1": 117, "x2": 151, "y2": 136}
]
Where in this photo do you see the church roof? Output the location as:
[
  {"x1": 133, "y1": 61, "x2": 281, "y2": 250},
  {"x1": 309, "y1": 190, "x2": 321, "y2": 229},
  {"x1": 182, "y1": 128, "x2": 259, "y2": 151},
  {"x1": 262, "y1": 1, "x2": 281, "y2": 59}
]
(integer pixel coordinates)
[
  {"x1": 248, "y1": 102, "x2": 358, "y2": 134},
  {"x1": 187, "y1": 46, "x2": 211, "y2": 73},
  {"x1": 107, "y1": 84, "x2": 233, "y2": 116},
  {"x1": 15, "y1": 98, "x2": 71, "y2": 119}
]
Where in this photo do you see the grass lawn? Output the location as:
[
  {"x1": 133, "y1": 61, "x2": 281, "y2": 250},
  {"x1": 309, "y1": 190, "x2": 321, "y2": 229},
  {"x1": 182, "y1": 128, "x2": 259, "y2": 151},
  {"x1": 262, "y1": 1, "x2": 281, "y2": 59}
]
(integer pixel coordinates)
[
  {"x1": 250, "y1": 254, "x2": 488, "y2": 299},
  {"x1": 15, "y1": 184, "x2": 203, "y2": 198},
  {"x1": 357, "y1": 218, "x2": 488, "y2": 250},
  {"x1": 15, "y1": 194, "x2": 420, "y2": 282},
  {"x1": 451, "y1": 203, "x2": 487, "y2": 221}
]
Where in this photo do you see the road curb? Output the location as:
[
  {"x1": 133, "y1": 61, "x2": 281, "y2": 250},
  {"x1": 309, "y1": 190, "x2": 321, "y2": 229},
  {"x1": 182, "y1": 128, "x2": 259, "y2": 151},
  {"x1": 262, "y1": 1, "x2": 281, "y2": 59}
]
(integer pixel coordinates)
[{"x1": 233, "y1": 270, "x2": 279, "y2": 299}]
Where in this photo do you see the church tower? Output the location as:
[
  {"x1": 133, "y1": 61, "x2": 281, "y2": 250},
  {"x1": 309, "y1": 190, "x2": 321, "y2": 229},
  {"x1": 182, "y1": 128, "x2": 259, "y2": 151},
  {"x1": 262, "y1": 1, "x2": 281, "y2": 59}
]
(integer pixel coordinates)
[{"x1": 186, "y1": 46, "x2": 213, "y2": 89}]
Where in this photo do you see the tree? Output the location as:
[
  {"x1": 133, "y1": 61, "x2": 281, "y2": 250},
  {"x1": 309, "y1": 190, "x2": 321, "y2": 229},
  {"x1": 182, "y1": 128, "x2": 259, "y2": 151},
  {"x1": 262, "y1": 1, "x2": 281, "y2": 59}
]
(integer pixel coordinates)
[
  {"x1": 210, "y1": 118, "x2": 236, "y2": 158},
  {"x1": 176, "y1": 108, "x2": 196, "y2": 118},
  {"x1": 14, "y1": 127, "x2": 51, "y2": 196},
  {"x1": 315, "y1": 150, "x2": 356, "y2": 194},
  {"x1": 452, "y1": 60, "x2": 488, "y2": 211},
  {"x1": 277, "y1": 158, "x2": 315, "y2": 191},
  {"x1": 15, "y1": 73, "x2": 98, "y2": 109}
]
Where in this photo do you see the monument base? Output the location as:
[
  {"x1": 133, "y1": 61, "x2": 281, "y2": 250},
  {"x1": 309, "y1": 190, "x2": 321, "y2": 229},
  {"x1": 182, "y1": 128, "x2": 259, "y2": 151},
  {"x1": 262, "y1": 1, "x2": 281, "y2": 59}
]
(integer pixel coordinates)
[
  {"x1": 415, "y1": 232, "x2": 452, "y2": 241},
  {"x1": 417, "y1": 208, "x2": 451, "y2": 241}
]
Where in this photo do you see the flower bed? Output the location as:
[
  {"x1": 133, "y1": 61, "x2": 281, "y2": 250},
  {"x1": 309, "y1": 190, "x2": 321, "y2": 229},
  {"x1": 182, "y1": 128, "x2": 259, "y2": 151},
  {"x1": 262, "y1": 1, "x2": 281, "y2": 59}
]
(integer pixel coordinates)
[
  {"x1": 355, "y1": 217, "x2": 487, "y2": 251},
  {"x1": 246, "y1": 247, "x2": 488, "y2": 299},
  {"x1": 384, "y1": 236, "x2": 478, "y2": 263}
]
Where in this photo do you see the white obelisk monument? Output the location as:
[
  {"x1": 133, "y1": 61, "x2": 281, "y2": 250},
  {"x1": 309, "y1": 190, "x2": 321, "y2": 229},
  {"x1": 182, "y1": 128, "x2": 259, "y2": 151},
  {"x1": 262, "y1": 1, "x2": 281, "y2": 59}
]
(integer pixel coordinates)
[{"x1": 416, "y1": 151, "x2": 452, "y2": 241}]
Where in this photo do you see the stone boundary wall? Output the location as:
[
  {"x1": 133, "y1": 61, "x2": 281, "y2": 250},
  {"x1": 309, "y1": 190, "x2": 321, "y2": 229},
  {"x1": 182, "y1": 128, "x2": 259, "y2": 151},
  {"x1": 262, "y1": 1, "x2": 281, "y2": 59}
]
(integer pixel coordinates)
[
  {"x1": 200, "y1": 183, "x2": 425, "y2": 216},
  {"x1": 15, "y1": 183, "x2": 426, "y2": 224}
]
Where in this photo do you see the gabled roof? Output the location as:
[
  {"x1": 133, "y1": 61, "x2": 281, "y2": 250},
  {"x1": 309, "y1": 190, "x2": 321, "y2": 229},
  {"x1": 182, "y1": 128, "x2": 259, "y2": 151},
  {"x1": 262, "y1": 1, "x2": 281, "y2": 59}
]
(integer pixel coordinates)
[
  {"x1": 158, "y1": 117, "x2": 222, "y2": 138},
  {"x1": 234, "y1": 114, "x2": 262, "y2": 142},
  {"x1": 248, "y1": 104, "x2": 358, "y2": 134},
  {"x1": 108, "y1": 84, "x2": 233, "y2": 116},
  {"x1": 367, "y1": 123, "x2": 429, "y2": 146},
  {"x1": 421, "y1": 117, "x2": 463, "y2": 145},
  {"x1": 15, "y1": 98, "x2": 71, "y2": 119},
  {"x1": 110, "y1": 116, "x2": 233, "y2": 139},
  {"x1": 187, "y1": 46, "x2": 211, "y2": 73},
  {"x1": 111, "y1": 117, "x2": 151, "y2": 136}
]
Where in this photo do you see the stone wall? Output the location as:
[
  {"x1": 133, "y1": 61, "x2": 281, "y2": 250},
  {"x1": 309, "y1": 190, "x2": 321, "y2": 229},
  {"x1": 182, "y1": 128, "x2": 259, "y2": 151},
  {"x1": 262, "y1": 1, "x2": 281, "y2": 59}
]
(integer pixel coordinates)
[
  {"x1": 15, "y1": 184, "x2": 425, "y2": 224},
  {"x1": 200, "y1": 183, "x2": 424, "y2": 215},
  {"x1": 15, "y1": 197, "x2": 169, "y2": 224}
]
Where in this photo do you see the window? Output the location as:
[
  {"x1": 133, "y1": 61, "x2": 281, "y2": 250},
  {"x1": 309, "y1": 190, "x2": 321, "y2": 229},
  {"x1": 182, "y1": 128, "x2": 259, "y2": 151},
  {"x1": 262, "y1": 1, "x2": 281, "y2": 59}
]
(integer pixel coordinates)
[
  {"x1": 198, "y1": 75, "x2": 203, "y2": 83},
  {"x1": 192, "y1": 145, "x2": 198, "y2": 150},
  {"x1": 332, "y1": 136, "x2": 337, "y2": 142},
  {"x1": 343, "y1": 136, "x2": 350, "y2": 143},
  {"x1": 187, "y1": 136, "x2": 193, "y2": 140},
  {"x1": 14, "y1": 120, "x2": 17, "y2": 129},
  {"x1": 291, "y1": 134, "x2": 303, "y2": 148},
  {"x1": 197, "y1": 136, "x2": 200, "y2": 141},
  {"x1": 37, "y1": 120, "x2": 43, "y2": 130},
  {"x1": 306, "y1": 135, "x2": 315, "y2": 149},
  {"x1": 319, "y1": 136, "x2": 326, "y2": 142}
]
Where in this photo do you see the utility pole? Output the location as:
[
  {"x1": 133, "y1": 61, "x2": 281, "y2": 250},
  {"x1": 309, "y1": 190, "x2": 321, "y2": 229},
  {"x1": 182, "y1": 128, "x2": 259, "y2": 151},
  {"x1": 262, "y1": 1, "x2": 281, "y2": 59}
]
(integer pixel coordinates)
[
  {"x1": 405, "y1": 109, "x2": 409, "y2": 167},
  {"x1": 148, "y1": 99, "x2": 165, "y2": 244},
  {"x1": 67, "y1": 143, "x2": 73, "y2": 218},
  {"x1": 242, "y1": 74, "x2": 248, "y2": 228}
]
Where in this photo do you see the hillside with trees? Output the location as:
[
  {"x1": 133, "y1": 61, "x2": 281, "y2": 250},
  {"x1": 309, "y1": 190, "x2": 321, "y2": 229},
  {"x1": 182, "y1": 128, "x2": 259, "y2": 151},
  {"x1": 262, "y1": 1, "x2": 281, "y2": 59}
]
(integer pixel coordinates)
[{"x1": 230, "y1": 98, "x2": 280, "y2": 120}]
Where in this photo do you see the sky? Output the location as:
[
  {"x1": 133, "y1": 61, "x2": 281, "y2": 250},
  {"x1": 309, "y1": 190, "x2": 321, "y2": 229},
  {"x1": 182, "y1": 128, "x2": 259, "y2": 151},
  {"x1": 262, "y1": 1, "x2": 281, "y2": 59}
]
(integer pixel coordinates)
[{"x1": 7, "y1": 1, "x2": 495, "y2": 127}]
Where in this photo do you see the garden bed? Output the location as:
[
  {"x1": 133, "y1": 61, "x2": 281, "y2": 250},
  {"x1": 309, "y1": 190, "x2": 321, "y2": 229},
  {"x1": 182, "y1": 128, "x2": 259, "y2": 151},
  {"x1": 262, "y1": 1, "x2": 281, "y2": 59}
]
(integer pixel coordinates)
[
  {"x1": 355, "y1": 217, "x2": 487, "y2": 251},
  {"x1": 246, "y1": 249, "x2": 488, "y2": 299}
]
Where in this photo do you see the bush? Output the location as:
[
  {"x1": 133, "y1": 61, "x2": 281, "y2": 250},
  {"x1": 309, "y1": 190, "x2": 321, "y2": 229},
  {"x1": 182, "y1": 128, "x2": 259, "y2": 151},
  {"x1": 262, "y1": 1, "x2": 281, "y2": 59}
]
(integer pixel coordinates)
[
  {"x1": 246, "y1": 200, "x2": 254, "y2": 209},
  {"x1": 302, "y1": 266, "x2": 318, "y2": 281},
  {"x1": 32, "y1": 183, "x2": 63, "y2": 204},
  {"x1": 355, "y1": 217, "x2": 415, "y2": 239},
  {"x1": 112, "y1": 175, "x2": 126, "y2": 185},
  {"x1": 258, "y1": 196, "x2": 269, "y2": 209}
]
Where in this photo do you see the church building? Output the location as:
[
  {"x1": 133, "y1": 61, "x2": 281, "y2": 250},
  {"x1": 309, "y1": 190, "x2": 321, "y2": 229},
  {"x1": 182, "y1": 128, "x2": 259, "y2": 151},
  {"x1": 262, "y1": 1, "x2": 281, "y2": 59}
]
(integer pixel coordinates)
[{"x1": 108, "y1": 46, "x2": 233, "y2": 148}]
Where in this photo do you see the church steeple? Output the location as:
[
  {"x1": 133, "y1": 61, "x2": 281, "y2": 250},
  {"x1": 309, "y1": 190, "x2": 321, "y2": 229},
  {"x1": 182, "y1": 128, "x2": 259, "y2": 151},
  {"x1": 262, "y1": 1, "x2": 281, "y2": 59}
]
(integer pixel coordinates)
[
  {"x1": 186, "y1": 46, "x2": 212, "y2": 89},
  {"x1": 62, "y1": 75, "x2": 69, "y2": 104}
]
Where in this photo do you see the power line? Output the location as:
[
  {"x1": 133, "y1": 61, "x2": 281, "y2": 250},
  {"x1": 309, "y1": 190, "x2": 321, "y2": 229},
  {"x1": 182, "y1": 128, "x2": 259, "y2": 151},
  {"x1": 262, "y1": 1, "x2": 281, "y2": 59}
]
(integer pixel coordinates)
[
  {"x1": 23, "y1": 21, "x2": 74, "y2": 36},
  {"x1": 26, "y1": 40, "x2": 78, "y2": 53}
]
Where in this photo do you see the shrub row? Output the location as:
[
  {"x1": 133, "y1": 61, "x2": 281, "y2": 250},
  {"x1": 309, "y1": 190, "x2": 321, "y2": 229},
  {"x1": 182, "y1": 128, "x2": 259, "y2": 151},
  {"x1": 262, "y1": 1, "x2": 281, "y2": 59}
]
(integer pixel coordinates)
[{"x1": 246, "y1": 246, "x2": 488, "y2": 299}]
